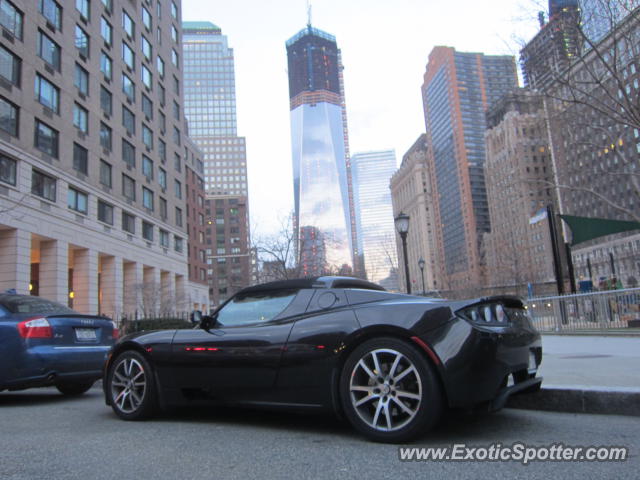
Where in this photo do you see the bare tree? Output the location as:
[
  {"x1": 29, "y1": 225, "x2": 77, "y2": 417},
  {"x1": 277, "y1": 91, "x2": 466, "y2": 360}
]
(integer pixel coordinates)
[
  {"x1": 252, "y1": 212, "x2": 305, "y2": 282},
  {"x1": 524, "y1": 1, "x2": 640, "y2": 222}
]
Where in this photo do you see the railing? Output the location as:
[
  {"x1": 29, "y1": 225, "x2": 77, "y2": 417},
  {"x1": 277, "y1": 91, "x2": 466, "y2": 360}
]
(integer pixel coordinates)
[
  {"x1": 103, "y1": 311, "x2": 193, "y2": 334},
  {"x1": 525, "y1": 288, "x2": 640, "y2": 332}
]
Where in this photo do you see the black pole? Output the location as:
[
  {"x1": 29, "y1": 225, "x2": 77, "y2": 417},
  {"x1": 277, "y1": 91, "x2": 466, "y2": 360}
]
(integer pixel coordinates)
[
  {"x1": 565, "y1": 243, "x2": 577, "y2": 294},
  {"x1": 420, "y1": 267, "x2": 425, "y2": 296},
  {"x1": 547, "y1": 205, "x2": 564, "y2": 295},
  {"x1": 587, "y1": 257, "x2": 593, "y2": 279},
  {"x1": 400, "y1": 232, "x2": 411, "y2": 294},
  {"x1": 609, "y1": 252, "x2": 616, "y2": 275}
]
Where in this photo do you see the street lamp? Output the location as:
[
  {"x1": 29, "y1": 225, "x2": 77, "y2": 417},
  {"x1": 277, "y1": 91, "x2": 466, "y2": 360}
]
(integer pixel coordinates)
[
  {"x1": 418, "y1": 257, "x2": 426, "y2": 296},
  {"x1": 394, "y1": 212, "x2": 411, "y2": 294}
]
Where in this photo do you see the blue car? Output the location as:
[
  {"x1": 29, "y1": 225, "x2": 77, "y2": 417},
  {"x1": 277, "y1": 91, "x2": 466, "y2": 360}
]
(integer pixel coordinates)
[{"x1": 0, "y1": 294, "x2": 118, "y2": 395}]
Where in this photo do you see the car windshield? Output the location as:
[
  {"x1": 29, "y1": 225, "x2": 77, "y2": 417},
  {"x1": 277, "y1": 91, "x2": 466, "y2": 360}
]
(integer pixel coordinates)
[
  {"x1": 216, "y1": 290, "x2": 297, "y2": 327},
  {"x1": 0, "y1": 296, "x2": 75, "y2": 314}
]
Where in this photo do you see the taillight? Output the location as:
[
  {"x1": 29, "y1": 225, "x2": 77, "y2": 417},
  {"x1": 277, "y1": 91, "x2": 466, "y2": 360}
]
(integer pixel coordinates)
[
  {"x1": 17, "y1": 317, "x2": 53, "y2": 338},
  {"x1": 110, "y1": 321, "x2": 119, "y2": 340}
]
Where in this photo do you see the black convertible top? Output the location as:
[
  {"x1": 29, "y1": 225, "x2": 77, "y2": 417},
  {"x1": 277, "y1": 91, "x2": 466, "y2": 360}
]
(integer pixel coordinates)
[{"x1": 236, "y1": 276, "x2": 385, "y2": 296}]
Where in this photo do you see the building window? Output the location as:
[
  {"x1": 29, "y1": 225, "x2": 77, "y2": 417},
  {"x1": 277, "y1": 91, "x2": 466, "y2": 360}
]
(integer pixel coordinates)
[
  {"x1": 122, "y1": 10, "x2": 134, "y2": 38},
  {"x1": 99, "y1": 122, "x2": 112, "y2": 150},
  {"x1": 0, "y1": 154, "x2": 16, "y2": 185},
  {"x1": 100, "y1": 52, "x2": 112, "y2": 80},
  {"x1": 97, "y1": 199, "x2": 113, "y2": 225},
  {"x1": 171, "y1": 49, "x2": 178, "y2": 68},
  {"x1": 141, "y1": 35, "x2": 152, "y2": 61},
  {"x1": 158, "y1": 139, "x2": 166, "y2": 162},
  {"x1": 122, "y1": 41, "x2": 135, "y2": 70},
  {"x1": 172, "y1": 75, "x2": 179, "y2": 95},
  {"x1": 40, "y1": 0, "x2": 61, "y2": 30},
  {"x1": 75, "y1": 25, "x2": 90, "y2": 58},
  {"x1": 174, "y1": 179, "x2": 181, "y2": 199},
  {"x1": 141, "y1": 94, "x2": 153, "y2": 119},
  {"x1": 142, "y1": 124, "x2": 153, "y2": 149},
  {"x1": 122, "y1": 139, "x2": 135, "y2": 167},
  {"x1": 174, "y1": 153, "x2": 181, "y2": 172},
  {"x1": 75, "y1": 0, "x2": 90, "y2": 20},
  {"x1": 37, "y1": 31, "x2": 60, "y2": 70},
  {"x1": 122, "y1": 106, "x2": 135, "y2": 134},
  {"x1": 35, "y1": 75, "x2": 59, "y2": 113},
  {"x1": 142, "y1": 155, "x2": 153, "y2": 179},
  {"x1": 73, "y1": 104, "x2": 88, "y2": 133},
  {"x1": 175, "y1": 207, "x2": 182, "y2": 227},
  {"x1": 34, "y1": 120, "x2": 58, "y2": 158},
  {"x1": 159, "y1": 197, "x2": 167, "y2": 218},
  {"x1": 141, "y1": 65, "x2": 152, "y2": 89},
  {"x1": 160, "y1": 229, "x2": 169, "y2": 248},
  {"x1": 173, "y1": 100, "x2": 180, "y2": 120},
  {"x1": 158, "y1": 167, "x2": 166, "y2": 189},
  {"x1": 67, "y1": 186, "x2": 88, "y2": 214},
  {"x1": 174, "y1": 236, "x2": 183, "y2": 253},
  {"x1": 99, "y1": 159, "x2": 112, "y2": 187},
  {"x1": 170, "y1": 1, "x2": 177, "y2": 19},
  {"x1": 158, "y1": 83, "x2": 165, "y2": 105},
  {"x1": 101, "y1": 0, "x2": 112, "y2": 13},
  {"x1": 31, "y1": 169, "x2": 56, "y2": 201},
  {"x1": 122, "y1": 174, "x2": 135, "y2": 201},
  {"x1": 0, "y1": 0, "x2": 23, "y2": 39},
  {"x1": 100, "y1": 86, "x2": 112, "y2": 115},
  {"x1": 122, "y1": 73, "x2": 135, "y2": 102},
  {"x1": 75, "y1": 64, "x2": 89, "y2": 95},
  {"x1": 72, "y1": 143, "x2": 88, "y2": 174},
  {"x1": 171, "y1": 24, "x2": 178, "y2": 43},
  {"x1": 142, "y1": 221, "x2": 154, "y2": 241},
  {"x1": 141, "y1": 6, "x2": 151, "y2": 30},
  {"x1": 142, "y1": 186, "x2": 153, "y2": 210},
  {"x1": 100, "y1": 17, "x2": 112, "y2": 45},
  {"x1": 158, "y1": 111, "x2": 166, "y2": 131},
  {"x1": 0, "y1": 45, "x2": 20, "y2": 86},
  {"x1": 173, "y1": 127, "x2": 180, "y2": 146},
  {"x1": 122, "y1": 211, "x2": 135, "y2": 234},
  {"x1": 0, "y1": 96, "x2": 18, "y2": 136},
  {"x1": 156, "y1": 56, "x2": 164, "y2": 77}
]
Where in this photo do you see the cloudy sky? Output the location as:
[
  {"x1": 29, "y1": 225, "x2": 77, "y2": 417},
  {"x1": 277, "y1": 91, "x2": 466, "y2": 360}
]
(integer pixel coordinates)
[{"x1": 182, "y1": 0, "x2": 541, "y2": 235}]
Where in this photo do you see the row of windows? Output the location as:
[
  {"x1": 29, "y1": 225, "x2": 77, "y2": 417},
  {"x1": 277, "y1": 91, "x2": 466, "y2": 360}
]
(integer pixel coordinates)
[{"x1": 0, "y1": 154, "x2": 184, "y2": 251}]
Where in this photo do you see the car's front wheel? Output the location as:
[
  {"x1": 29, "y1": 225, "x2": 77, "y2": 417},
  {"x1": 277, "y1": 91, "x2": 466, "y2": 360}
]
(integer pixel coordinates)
[
  {"x1": 107, "y1": 350, "x2": 157, "y2": 420},
  {"x1": 340, "y1": 337, "x2": 443, "y2": 443}
]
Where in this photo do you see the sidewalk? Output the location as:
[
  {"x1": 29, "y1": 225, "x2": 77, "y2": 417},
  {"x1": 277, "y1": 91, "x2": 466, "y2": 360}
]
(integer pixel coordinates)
[{"x1": 507, "y1": 334, "x2": 640, "y2": 415}]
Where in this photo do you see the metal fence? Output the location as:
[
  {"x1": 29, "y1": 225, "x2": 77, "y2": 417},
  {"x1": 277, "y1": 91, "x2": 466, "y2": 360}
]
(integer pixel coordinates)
[{"x1": 525, "y1": 288, "x2": 640, "y2": 332}]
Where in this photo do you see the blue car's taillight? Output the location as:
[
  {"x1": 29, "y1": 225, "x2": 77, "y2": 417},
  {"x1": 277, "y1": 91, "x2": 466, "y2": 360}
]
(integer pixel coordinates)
[{"x1": 17, "y1": 317, "x2": 53, "y2": 338}]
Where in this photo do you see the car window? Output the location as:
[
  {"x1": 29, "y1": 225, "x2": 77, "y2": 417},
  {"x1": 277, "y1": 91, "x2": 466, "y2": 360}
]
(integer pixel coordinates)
[
  {"x1": 0, "y1": 296, "x2": 75, "y2": 314},
  {"x1": 216, "y1": 290, "x2": 297, "y2": 327}
]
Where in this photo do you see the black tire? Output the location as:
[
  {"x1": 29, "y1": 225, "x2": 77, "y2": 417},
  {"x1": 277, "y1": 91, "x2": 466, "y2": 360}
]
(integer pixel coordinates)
[
  {"x1": 55, "y1": 380, "x2": 95, "y2": 396},
  {"x1": 106, "y1": 350, "x2": 157, "y2": 420},
  {"x1": 339, "y1": 337, "x2": 443, "y2": 443}
]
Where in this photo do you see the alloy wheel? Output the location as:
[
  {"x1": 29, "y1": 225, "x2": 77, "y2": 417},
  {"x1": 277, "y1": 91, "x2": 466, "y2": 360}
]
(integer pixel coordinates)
[{"x1": 110, "y1": 356, "x2": 147, "y2": 414}]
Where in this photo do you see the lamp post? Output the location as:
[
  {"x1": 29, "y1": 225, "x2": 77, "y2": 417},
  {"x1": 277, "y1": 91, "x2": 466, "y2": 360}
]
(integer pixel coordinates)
[
  {"x1": 418, "y1": 257, "x2": 426, "y2": 296},
  {"x1": 394, "y1": 212, "x2": 411, "y2": 294}
]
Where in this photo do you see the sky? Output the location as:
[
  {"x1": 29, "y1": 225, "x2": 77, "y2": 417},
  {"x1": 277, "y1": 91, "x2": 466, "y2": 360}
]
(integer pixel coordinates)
[{"x1": 181, "y1": 0, "x2": 541, "y2": 236}]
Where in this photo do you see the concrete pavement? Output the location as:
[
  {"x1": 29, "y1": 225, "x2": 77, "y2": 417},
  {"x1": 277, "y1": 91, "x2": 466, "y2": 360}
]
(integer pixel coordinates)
[{"x1": 507, "y1": 334, "x2": 640, "y2": 416}]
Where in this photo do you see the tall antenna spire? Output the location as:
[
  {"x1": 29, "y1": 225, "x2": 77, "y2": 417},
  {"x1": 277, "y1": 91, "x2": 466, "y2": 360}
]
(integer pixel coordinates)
[{"x1": 307, "y1": 0, "x2": 312, "y2": 27}]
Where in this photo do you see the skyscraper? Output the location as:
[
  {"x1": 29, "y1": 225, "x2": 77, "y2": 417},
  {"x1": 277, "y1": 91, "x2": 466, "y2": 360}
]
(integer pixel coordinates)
[
  {"x1": 182, "y1": 22, "x2": 250, "y2": 306},
  {"x1": 421, "y1": 47, "x2": 518, "y2": 291},
  {"x1": 286, "y1": 24, "x2": 356, "y2": 276},
  {"x1": 352, "y1": 150, "x2": 398, "y2": 290},
  {"x1": 580, "y1": 0, "x2": 639, "y2": 43}
]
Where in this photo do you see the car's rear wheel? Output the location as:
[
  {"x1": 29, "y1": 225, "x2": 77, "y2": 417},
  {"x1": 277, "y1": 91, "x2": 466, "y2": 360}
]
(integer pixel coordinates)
[
  {"x1": 55, "y1": 380, "x2": 95, "y2": 396},
  {"x1": 107, "y1": 350, "x2": 157, "y2": 420},
  {"x1": 339, "y1": 337, "x2": 443, "y2": 443}
]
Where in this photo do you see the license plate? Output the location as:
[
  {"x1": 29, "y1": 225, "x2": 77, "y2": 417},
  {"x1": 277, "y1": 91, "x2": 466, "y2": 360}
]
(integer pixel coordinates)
[
  {"x1": 527, "y1": 351, "x2": 537, "y2": 374},
  {"x1": 75, "y1": 328, "x2": 97, "y2": 341}
]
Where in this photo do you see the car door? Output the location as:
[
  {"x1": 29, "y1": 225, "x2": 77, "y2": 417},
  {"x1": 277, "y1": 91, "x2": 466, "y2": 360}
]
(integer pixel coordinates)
[{"x1": 168, "y1": 289, "x2": 313, "y2": 402}]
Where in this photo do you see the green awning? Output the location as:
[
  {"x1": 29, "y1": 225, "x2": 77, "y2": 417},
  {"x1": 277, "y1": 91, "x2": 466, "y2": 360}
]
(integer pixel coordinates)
[{"x1": 560, "y1": 215, "x2": 640, "y2": 246}]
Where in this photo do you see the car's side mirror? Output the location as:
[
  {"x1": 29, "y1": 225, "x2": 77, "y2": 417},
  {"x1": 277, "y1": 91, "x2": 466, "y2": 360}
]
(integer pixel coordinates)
[{"x1": 200, "y1": 313, "x2": 218, "y2": 331}]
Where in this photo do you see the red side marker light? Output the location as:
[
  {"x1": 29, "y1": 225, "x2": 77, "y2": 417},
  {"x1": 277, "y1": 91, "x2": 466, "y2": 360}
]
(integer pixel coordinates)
[{"x1": 410, "y1": 336, "x2": 441, "y2": 365}]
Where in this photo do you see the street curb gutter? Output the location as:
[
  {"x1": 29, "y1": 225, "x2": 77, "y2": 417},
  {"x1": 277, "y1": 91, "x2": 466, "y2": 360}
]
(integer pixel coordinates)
[{"x1": 505, "y1": 385, "x2": 640, "y2": 417}]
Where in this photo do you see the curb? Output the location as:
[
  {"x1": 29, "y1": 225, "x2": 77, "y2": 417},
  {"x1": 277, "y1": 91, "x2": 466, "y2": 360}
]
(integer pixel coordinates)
[{"x1": 506, "y1": 385, "x2": 640, "y2": 416}]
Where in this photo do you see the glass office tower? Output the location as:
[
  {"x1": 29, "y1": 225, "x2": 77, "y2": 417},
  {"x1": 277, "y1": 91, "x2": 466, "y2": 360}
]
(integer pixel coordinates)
[{"x1": 286, "y1": 25, "x2": 355, "y2": 275}]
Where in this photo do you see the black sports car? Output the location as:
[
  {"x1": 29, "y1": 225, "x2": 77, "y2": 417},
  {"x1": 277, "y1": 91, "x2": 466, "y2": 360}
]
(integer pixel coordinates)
[{"x1": 103, "y1": 276, "x2": 542, "y2": 443}]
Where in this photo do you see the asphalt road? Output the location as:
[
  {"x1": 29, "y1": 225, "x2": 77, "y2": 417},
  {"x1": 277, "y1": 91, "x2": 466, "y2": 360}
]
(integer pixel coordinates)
[{"x1": 0, "y1": 387, "x2": 638, "y2": 480}]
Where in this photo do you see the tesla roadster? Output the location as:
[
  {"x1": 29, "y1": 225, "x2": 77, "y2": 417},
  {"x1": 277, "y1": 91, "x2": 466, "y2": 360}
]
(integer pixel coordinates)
[{"x1": 103, "y1": 276, "x2": 542, "y2": 442}]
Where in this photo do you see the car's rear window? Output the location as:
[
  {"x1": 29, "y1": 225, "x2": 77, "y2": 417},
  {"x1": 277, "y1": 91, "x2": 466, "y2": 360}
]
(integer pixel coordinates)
[{"x1": 0, "y1": 296, "x2": 75, "y2": 314}]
